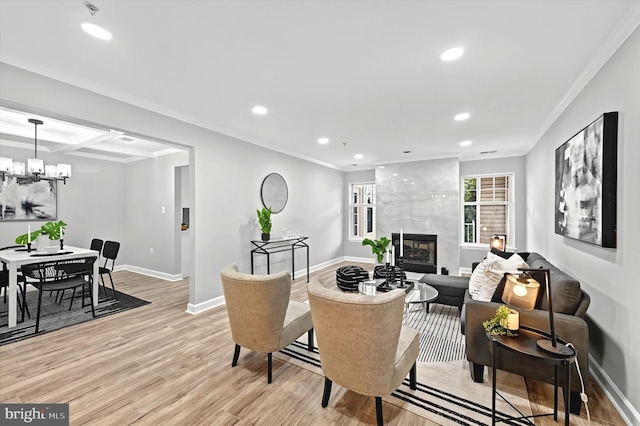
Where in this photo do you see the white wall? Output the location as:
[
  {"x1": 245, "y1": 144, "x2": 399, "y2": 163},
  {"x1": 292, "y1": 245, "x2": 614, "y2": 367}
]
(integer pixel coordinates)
[
  {"x1": 459, "y1": 156, "x2": 527, "y2": 268},
  {"x1": 0, "y1": 63, "x2": 345, "y2": 312},
  {"x1": 0, "y1": 145, "x2": 126, "y2": 249},
  {"x1": 124, "y1": 151, "x2": 189, "y2": 275},
  {"x1": 525, "y1": 27, "x2": 640, "y2": 422}
]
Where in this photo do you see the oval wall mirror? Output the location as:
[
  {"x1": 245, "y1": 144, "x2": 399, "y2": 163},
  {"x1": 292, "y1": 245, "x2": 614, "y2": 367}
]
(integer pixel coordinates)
[{"x1": 260, "y1": 173, "x2": 288, "y2": 214}]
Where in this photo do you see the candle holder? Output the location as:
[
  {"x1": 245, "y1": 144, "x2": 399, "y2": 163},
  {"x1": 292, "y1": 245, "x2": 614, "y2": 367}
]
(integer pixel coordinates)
[
  {"x1": 379, "y1": 262, "x2": 393, "y2": 290},
  {"x1": 397, "y1": 256, "x2": 405, "y2": 288},
  {"x1": 27, "y1": 242, "x2": 32, "y2": 253},
  {"x1": 60, "y1": 239, "x2": 64, "y2": 250}
]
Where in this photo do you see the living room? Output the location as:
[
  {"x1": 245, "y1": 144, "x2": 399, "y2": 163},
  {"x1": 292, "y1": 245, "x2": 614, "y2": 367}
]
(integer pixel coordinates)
[{"x1": 1, "y1": 1, "x2": 639, "y2": 424}]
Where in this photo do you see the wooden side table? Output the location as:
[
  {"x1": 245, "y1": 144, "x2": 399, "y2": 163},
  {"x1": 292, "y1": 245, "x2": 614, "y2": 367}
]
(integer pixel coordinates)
[{"x1": 487, "y1": 326, "x2": 576, "y2": 425}]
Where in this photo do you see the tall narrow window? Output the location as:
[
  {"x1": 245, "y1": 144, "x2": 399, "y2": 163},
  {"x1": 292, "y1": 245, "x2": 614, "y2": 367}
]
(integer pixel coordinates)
[
  {"x1": 350, "y1": 182, "x2": 376, "y2": 240},
  {"x1": 462, "y1": 174, "x2": 512, "y2": 246}
]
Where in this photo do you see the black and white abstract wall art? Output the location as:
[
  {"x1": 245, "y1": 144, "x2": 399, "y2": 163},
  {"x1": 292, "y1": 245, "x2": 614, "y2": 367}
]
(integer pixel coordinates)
[
  {"x1": 555, "y1": 112, "x2": 618, "y2": 248},
  {"x1": 0, "y1": 177, "x2": 57, "y2": 221}
]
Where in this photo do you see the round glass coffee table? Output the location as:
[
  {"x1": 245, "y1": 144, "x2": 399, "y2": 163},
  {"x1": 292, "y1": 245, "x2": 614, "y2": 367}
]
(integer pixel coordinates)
[{"x1": 404, "y1": 283, "x2": 438, "y2": 324}]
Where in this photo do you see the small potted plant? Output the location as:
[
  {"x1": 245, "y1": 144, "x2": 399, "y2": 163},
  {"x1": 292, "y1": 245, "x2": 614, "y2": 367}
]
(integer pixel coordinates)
[
  {"x1": 361, "y1": 236, "x2": 391, "y2": 264},
  {"x1": 483, "y1": 305, "x2": 518, "y2": 337},
  {"x1": 256, "y1": 207, "x2": 272, "y2": 241}
]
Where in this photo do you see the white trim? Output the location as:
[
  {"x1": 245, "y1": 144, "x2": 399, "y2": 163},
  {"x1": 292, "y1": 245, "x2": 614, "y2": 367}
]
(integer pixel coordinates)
[
  {"x1": 344, "y1": 256, "x2": 375, "y2": 264},
  {"x1": 299, "y1": 257, "x2": 346, "y2": 276},
  {"x1": 589, "y1": 354, "x2": 639, "y2": 426},
  {"x1": 525, "y1": 2, "x2": 640, "y2": 153},
  {"x1": 186, "y1": 296, "x2": 225, "y2": 315},
  {"x1": 116, "y1": 264, "x2": 183, "y2": 282}
]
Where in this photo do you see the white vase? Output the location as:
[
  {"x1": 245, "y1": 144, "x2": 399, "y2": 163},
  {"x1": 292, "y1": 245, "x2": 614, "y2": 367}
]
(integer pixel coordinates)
[{"x1": 36, "y1": 235, "x2": 49, "y2": 251}]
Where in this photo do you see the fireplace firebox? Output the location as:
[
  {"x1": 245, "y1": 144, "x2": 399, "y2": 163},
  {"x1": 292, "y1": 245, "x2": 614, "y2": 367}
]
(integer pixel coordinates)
[{"x1": 392, "y1": 233, "x2": 437, "y2": 274}]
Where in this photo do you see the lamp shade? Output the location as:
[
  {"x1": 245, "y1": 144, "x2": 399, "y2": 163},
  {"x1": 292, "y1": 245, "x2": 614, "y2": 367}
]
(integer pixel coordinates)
[
  {"x1": 491, "y1": 234, "x2": 506, "y2": 251},
  {"x1": 502, "y1": 273, "x2": 540, "y2": 311}
]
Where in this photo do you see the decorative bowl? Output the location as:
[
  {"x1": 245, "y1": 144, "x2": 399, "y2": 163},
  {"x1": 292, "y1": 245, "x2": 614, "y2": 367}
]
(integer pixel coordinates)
[{"x1": 44, "y1": 246, "x2": 59, "y2": 254}]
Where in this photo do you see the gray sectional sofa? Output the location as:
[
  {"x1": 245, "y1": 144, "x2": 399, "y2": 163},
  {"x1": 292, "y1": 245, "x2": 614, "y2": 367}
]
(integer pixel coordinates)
[
  {"x1": 462, "y1": 252, "x2": 590, "y2": 414},
  {"x1": 423, "y1": 251, "x2": 590, "y2": 414}
]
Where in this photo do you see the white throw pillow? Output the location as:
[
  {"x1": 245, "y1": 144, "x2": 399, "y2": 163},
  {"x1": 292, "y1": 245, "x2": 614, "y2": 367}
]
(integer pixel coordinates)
[
  {"x1": 469, "y1": 252, "x2": 530, "y2": 302},
  {"x1": 498, "y1": 252, "x2": 528, "y2": 273},
  {"x1": 468, "y1": 254, "x2": 504, "y2": 302}
]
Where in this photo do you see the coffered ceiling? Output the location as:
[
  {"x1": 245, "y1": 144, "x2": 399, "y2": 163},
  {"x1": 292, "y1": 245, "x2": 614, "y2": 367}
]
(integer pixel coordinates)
[{"x1": 1, "y1": 0, "x2": 639, "y2": 169}]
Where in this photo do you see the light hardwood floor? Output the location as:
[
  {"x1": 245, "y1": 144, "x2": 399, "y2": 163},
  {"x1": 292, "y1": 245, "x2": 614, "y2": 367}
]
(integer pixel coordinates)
[{"x1": 0, "y1": 263, "x2": 625, "y2": 425}]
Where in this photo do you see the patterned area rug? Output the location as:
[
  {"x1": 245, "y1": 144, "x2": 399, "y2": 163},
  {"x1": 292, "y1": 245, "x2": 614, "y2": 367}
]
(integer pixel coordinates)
[
  {"x1": 0, "y1": 287, "x2": 150, "y2": 345},
  {"x1": 406, "y1": 303, "x2": 465, "y2": 363},
  {"x1": 274, "y1": 302, "x2": 533, "y2": 425}
]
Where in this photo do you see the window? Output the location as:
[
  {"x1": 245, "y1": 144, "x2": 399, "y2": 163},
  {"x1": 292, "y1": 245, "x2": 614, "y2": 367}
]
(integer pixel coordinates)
[
  {"x1": 350, "y1": 182, "x2": 376, "y2": 240},
  {"x1": 462, "y1": 174, "x2": 512, "y2": 246}
]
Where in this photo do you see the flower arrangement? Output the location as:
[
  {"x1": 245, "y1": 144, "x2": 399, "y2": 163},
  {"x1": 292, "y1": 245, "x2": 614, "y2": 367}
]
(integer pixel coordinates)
[{"x1": 483, "y1": 305, "x2": 518, "y2": 337}]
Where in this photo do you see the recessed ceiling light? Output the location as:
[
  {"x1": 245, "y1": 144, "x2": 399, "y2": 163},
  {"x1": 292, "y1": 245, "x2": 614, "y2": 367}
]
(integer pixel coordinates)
[
  {"x1": 440, "y1": 47, "x2": 464, "y2": 61},
  {"x1": 354, "y1": 153, "x2": 363, "y2": 160},
  {"x1": 454, "y1": 112, "x2": 470, "y2": 121},
  {"x1": 411, "y1": 182, "x2": 415, "y2": 185},
  {"x1": 80, "y1": 22, "x2": 112, "y2": 40},
  {"x1": 378, "y1": 166, "x2": 385, "y2": 169},
  {"x1": 252, "y1": 106, "x2": 268, "y2": 115},
  {"x1": 459, "y1": 140, "x2": 473, "y2": 147},
  {"x1": 318, "y1": 137, "x2": 330, "y2": 144},
  {"x1": 403, "y1": 178, "x2": 408, "y2": 182},
  {"x1": 392, "y1": 173, "x2": 398, "y2": 177}
]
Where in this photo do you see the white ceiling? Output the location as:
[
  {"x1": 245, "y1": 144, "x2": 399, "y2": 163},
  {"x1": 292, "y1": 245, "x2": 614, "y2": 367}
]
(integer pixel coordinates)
[{"x1": 1, "y1": 0, "x2": 639, "y2": 170}]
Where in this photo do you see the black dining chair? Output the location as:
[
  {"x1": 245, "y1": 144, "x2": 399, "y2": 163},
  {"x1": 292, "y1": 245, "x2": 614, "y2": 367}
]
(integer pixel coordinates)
[
  {"x1": 20, "y1": 256, "x2": 98, "y2": 333},
  {"x1": 54, "y1": 238, "x2": 104, "y2": 304},
  {"x1": 0, "y1": 245, "x2": 31, "y2": 322},
  {"x1": 100, "y1": 241, "x2": 120, "y2": 299}
]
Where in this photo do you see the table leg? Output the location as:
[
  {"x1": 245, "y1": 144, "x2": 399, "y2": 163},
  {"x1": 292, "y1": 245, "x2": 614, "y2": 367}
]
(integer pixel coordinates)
[
  {"x1": 291, "y1": 245, "x2": 295, "y2": 280},
  {"x1": 251, "y1": 251, "x2": 255, "y2": 274},
  {"x1": 266, "y1": 253, "x2": 270, "y2": 275},
  {"x1": 8, "y1": 264, "x2": 18, "y2": 328},
  {"x1": 564, "y1": 361, "x2": 571, "y2": 426},
  {"x1": 554, "y1": 364, "x2": 559, "y2": 420},
  {"x1": 306, "y1": 245, "x2": 310, "y2": 283},
  {"x1": 492, "y1": 339, "x2": 497, "y2": 426}
]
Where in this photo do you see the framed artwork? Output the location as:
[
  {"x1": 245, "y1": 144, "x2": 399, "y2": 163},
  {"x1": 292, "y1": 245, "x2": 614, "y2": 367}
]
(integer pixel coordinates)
[
  {"x1": 0, "y1": 177, "x2": 58, "y2": 221},
  {"x1": 554, "y1": 112, "x2": 618, "y2": 248}
]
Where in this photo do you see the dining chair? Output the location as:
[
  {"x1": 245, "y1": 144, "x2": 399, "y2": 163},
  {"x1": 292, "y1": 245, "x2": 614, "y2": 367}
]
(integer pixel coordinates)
[
  {"x1": 220, "y1": 264, "x2": 314, "y2": 383},
  {"x1": 307, "y1": 279, "x2": 419, "y2": 426},
  {"x1": 0, "y1": 245, "x2": 31, "y2": 322},
  {"x1": 99, "y1": 240, "x2": 120, "y2": 299},
  {"x1": 54, "y1": 238, "x2": 103, "y2": 304},
  {"x1": 20, "y1": 256, "x2": 98, "y2": 333}
]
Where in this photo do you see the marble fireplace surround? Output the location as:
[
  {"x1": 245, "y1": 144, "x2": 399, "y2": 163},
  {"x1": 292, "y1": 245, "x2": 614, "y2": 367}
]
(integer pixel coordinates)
[{"x1": 376, "y1": 157, "x2": 460, "y2": 275}]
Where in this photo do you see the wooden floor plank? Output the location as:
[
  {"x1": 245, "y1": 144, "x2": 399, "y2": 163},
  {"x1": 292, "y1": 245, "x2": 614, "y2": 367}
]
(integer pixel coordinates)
[{"x1": 0, "y1": 263, "x2": 625, "y2": 425}]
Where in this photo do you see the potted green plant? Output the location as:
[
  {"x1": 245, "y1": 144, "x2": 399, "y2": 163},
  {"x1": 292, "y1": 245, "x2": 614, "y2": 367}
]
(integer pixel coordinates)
[
  {"x1": 361, "y1": 236, "x2": 391, "y2": 264},
  {"x1": 256, "y1": 207, "x2": 272, "y2": 241},
  {"x1": 483, "y1": 305, "x2": 518, "y2": 337}
]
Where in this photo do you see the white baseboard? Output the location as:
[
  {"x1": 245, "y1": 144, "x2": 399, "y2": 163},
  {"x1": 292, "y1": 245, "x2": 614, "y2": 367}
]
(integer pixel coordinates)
[
  {"x1": 589, "y1": 354, "x2": 639, "y2": 425},
  {"x1": 344, "y1": 256, "x2": 375, "y2": 263},
  {"x1": 294, "y1": 257, "x2": 348, "y2": 278},
  {"x1": 186, "y1": 296, "x2": 225, "y2": 315},
  {"x1": 116, "y1": 265, "x2": 183, "y2": 282}
]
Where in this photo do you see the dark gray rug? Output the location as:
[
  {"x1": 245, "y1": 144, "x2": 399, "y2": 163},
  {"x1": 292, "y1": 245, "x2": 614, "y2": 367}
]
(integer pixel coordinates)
[{"x1": 0, "y1": 287, "x2": 150, "y2": 346}]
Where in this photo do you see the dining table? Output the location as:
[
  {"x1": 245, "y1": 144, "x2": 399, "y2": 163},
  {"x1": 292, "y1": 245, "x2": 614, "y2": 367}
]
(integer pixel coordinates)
[{"x1": 0, "y1": 245, "x2": 100, "y2": 328}]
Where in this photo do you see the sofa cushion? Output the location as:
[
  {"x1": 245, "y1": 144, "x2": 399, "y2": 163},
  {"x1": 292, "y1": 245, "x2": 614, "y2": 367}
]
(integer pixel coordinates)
[
  {"x1": 528, "y1": 258, "x2": 582, "y2": 315},
  {"x1": 469, "y1": 252, "x2": 528, "y2": 302}
]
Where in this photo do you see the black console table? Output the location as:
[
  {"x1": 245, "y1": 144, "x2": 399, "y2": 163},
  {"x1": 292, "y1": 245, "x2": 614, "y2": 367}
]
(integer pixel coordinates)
[{"x1": 250, "y1": 236, "x2": 309, "y2": 282}]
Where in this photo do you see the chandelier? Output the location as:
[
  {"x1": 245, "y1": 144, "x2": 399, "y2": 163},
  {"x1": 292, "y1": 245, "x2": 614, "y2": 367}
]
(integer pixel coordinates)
[{"x1": 0, "y1": 118, "x2": 71, "y2": 184}]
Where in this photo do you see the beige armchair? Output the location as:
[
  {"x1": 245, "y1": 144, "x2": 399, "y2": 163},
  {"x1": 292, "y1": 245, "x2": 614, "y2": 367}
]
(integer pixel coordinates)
[
  {"x1": 307, "y1": 280, "x2": 419, "y2": 426},
  {"x1": 220, "y1": 264, "x2": 314, "y2": 383}
]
